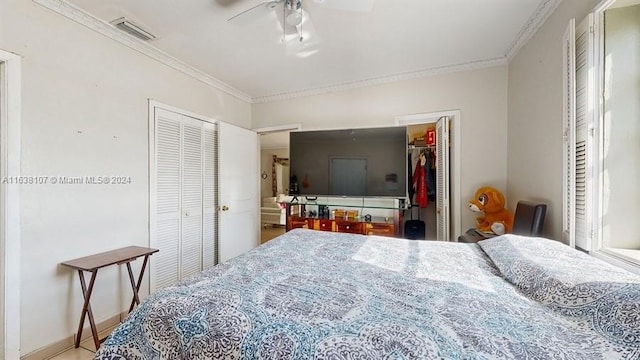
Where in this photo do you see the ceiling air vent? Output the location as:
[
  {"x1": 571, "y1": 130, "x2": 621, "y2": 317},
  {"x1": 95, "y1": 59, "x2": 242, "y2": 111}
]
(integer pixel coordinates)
[{"x1": 110, "y1": 17, "x2": 156, "y2": 41}]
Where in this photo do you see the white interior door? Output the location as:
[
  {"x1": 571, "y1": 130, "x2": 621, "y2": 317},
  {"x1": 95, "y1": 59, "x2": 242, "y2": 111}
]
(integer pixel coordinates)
[
  {"x1": 436, "y1": 116, "x2": 451, "y2": 241},
  {"x1": 219, "y1": 122, "x2": 259, "y2": 262}
]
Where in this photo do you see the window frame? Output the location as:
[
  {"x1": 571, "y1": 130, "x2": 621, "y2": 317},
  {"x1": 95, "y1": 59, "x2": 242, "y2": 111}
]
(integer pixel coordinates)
[{"x1": 565, "y1": 0, "x2": 640, "y2": 275}]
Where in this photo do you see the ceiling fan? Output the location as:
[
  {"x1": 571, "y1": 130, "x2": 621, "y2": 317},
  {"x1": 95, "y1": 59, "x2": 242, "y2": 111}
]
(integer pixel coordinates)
[{"x1": 227, "y1": 0, "x2": 374, "y2": 55}]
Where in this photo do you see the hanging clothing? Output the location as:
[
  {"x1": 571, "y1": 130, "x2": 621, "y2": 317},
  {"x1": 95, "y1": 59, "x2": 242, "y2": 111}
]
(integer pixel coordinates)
[
  {"x1": 407, "y1": 152, "x2": 415, "y2": 201},
  {"x1": 412, "y1": 152, "x2": 428, "y2": 208},
  {"x1": 426, "y1": 149, "x2": 436, "y2": 201}
]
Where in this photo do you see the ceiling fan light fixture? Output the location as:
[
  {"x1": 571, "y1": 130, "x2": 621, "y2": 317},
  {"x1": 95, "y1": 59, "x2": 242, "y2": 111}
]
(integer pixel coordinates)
[{"x1": 286, "y1": 11, "x2": 303, "y2": 26}]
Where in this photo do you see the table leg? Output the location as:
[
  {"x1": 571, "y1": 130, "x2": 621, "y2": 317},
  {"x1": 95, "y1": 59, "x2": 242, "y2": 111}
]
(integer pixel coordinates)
[
  {"x1": 128, "y1": 255, "x2": 150, "y2": 313},
  {"x1": 75, "y1": 270, "x2": 100, "y2": 350},
  {"x1": 125, "y1": 262, "x2": 141, "y2": 310}
]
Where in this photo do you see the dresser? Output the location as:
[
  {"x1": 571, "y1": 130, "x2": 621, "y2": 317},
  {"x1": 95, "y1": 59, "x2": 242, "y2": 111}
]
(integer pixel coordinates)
[{"x1": 285, "y1": 202, "x2": 400, "y2": 237}]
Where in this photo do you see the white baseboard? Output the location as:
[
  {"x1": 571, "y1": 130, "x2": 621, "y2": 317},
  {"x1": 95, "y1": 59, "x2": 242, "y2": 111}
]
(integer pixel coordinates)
[{"x1": 20, "y1": 312, "x2": 126, "y2": 360}]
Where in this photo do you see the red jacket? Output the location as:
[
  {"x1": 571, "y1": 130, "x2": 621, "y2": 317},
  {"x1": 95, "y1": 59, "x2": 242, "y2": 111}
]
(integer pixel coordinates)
[{"x1": 412, "y1": 162, "x2": 427, "y2": 208}]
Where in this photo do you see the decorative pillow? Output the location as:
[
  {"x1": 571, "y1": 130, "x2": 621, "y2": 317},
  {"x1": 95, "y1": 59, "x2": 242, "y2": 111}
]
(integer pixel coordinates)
[{"x1": 479, "y1": 234, "x2": 640, "y2": 349}]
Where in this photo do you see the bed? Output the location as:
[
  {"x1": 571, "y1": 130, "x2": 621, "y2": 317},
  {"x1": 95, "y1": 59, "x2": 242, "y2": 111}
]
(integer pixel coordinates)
[{"x1": 95, "y1": 229, "x2": 640, "y2": 359}]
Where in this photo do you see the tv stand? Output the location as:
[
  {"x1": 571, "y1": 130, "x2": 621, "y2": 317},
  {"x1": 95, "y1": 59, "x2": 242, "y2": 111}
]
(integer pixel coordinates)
[{"x1": 283, "y1": 199, "x2": 403, "y2": 237}]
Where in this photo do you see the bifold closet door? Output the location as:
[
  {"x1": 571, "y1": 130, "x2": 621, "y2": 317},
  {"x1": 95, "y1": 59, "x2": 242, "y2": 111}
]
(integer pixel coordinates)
[
  {"x1": 152, "y1": 109, "x2": 182, "y2": 290},
  {"x1": 436, "y1": 116, "x2": 450, "y2": 241},
  {"x1": 151, "y1": 108, "x2": 218, "y2": 291},
  {"x1": 180, "y1": 117, "x2": 204, "y2": 279}
]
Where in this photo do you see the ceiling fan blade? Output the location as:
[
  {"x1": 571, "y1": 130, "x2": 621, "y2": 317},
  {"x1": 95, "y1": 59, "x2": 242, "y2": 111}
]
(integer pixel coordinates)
[
  {"x1": 227, "y1": 0, "x2": 282, "y2": 22},
  {"x1": 313, "y1": 0, "x2": 374, "y2": 12}
]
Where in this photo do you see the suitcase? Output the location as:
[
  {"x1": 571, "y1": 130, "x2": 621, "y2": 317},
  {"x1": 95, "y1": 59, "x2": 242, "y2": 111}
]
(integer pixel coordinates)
[{"x1": 404, "y1": 206, "x2": 426, "y2": 240}]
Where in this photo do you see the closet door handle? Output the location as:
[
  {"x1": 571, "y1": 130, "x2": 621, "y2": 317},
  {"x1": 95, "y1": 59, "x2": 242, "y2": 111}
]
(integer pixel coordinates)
[{"x1": 221, "y1": 205, "x2": 229, "y2": 211}]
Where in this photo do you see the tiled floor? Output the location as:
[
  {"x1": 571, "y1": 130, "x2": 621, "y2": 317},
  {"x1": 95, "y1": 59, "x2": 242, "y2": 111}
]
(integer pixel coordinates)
[
  {"x1": 49, "y1": 347, "x2": 94, "y2": 360},
  {"x1": 48, "y1": 324, "x2": 118, "y2": 360},
  {"x1": 261, "y1": 224, "x2": 285, "y2": 243}
]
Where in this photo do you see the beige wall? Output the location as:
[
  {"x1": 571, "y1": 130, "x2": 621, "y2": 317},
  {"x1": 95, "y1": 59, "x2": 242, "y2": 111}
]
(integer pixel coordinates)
[
  {"x1": 507, "y1": 0, "x2": 599, "y2": 241},
  {"x1": 1, "y1": 0, "x2": 251, "y2": 355},
  {"x1": 3, "y1": 0, "x2": 601, "y2": 353},
  {"x1": 253, "y1": 65, "x2": 510, "y2": 236}
]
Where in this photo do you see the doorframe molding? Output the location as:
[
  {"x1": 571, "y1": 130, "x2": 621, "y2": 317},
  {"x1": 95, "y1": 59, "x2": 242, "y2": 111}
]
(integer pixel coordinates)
[
  {"x1": 253, "y1": 124, "x2": 301, "y2": 240},
  {"x1": 395, "y1": 109, "x2": 462, "y2": 241},
  {"x1": 0, "y1": 49, "x2": 22, "y2": 360},
  {"x1": 253, "y1": 124, "x2": 302, "y2": 134},
  {"x1": 148, "y1": 100, "x2": 218, "y2": 126}
]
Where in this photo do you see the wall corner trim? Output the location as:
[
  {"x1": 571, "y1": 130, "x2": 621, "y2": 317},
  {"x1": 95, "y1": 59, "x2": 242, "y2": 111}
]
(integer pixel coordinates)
[{"x1": 505, "y1": 0, "x2": 563, "y2": 61}]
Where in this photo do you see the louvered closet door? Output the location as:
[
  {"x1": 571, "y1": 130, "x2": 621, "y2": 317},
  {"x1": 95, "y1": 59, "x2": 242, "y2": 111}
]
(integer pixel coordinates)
[
  {"x1": 181, "y1": 117, "x2": 204, "y2": 279},
  {"x1": 202, "y1": 122, "x2": 218, "y2": 269},
  {"x1": 436, "y1": 116, "x2": 450, "y2": 241},
  {"x1": 151, "y1": 107, "x2": 219, "y2": 292},
  {"x1": 152, "y1": 108, "x2": 182, "y2": 290}
]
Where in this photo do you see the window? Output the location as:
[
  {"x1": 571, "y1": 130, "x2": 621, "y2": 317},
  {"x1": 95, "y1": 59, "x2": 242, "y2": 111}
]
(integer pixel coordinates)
[{"x1": 564, "y1": 0, "x2": 640, "y2": 270}]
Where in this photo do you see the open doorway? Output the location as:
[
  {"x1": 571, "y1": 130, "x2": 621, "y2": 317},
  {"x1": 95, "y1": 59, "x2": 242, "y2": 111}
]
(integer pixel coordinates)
[
  {"x1": 254, "y1": 124, "x2": 301, "y2": 243},
  {"x1": 396, "y1": 110, "x2": 461, "y2": 241}
]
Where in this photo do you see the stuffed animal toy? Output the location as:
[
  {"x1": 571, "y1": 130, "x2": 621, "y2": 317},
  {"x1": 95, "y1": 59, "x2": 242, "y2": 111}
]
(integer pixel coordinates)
[{"x1": 468, "y1": 186, "x2": 514, "y2": 235}]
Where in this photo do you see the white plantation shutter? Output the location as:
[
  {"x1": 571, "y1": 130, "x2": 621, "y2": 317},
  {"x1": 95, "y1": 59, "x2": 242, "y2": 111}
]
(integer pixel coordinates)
[
  {"x1": 564, "y1": 15, "x2": 594, "y2": 251},
  {"x1": 575, "y1": 15, "x2": 594, "y2": 251},
  {"x1": 152, "y1": 109, "x2": 182, "y2": 290},
  {"x1": 563, "y1": 19, "x2": 576, "y2": 247},
  {"x1": 202, "y1": 122, "x2": 218, "y2": 269},
  {"x1": 436, "y1": 116, "x2": 450, "y2": 241},
  {"x1": 150, "y1": 106, "x2": 219, "y2": 291},
  {"x1": 181, "y1": 117, "x2": 203, "y2": 279}
]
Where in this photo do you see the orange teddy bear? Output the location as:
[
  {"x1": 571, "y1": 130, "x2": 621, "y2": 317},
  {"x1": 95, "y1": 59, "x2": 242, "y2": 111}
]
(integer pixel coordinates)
[{"x1": 468, "y1": 186, "x2": 514, "y2": 235}]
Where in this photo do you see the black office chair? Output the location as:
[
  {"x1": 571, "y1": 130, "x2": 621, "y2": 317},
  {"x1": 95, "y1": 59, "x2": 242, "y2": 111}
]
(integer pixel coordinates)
[{"x1": 458, "y1": 201, "x2": 547, "y2": 242}]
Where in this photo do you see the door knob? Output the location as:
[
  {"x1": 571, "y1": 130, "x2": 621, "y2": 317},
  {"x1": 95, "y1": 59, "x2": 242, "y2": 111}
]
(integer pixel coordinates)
[{"x1": 221, "y1": 205, "x2": 229, "y2": 211}]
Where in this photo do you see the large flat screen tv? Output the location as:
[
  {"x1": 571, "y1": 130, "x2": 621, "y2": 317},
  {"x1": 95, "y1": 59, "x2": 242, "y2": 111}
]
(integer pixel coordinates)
[{"x1": 289, "y1": 126, "x2": 407, "y2": 197}]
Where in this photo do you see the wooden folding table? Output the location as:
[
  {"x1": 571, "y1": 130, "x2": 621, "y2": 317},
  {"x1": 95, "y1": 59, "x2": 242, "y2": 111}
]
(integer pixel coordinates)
[{"x1": 61, "y1": 246, "x2": 159, "y2": 350}]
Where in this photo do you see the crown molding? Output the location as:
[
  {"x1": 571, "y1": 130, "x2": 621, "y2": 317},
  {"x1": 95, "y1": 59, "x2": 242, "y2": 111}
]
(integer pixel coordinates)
[
  {"x1": 33, "y1": 0, "x2": 252, "y2": 103},
  {"x1": 33, "y1": 0, "x2": 558, "y2": 105},
  {"x1": 504, "y1": 0, "x2": 562, "y2": 61},
  {"x1": 251, "y1": 57, "x2": 508, "y2": 104}
]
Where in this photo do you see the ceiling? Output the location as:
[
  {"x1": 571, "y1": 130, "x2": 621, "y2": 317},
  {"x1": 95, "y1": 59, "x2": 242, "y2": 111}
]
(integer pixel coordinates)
[{"x1": 63, "y1": 0, "x2": 555, "y2": 102}]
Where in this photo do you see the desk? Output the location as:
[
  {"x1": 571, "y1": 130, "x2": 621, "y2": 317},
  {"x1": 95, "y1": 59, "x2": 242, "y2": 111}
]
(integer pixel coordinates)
[{"x1": 61, "y1": 246, "x2": 158, "y2": 350}]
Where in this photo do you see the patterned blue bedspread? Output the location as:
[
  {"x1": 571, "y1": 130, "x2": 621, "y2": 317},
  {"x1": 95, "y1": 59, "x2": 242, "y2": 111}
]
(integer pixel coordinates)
[{"x1": 95, "y1": 230, "x2": 640, "y2": 359}]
